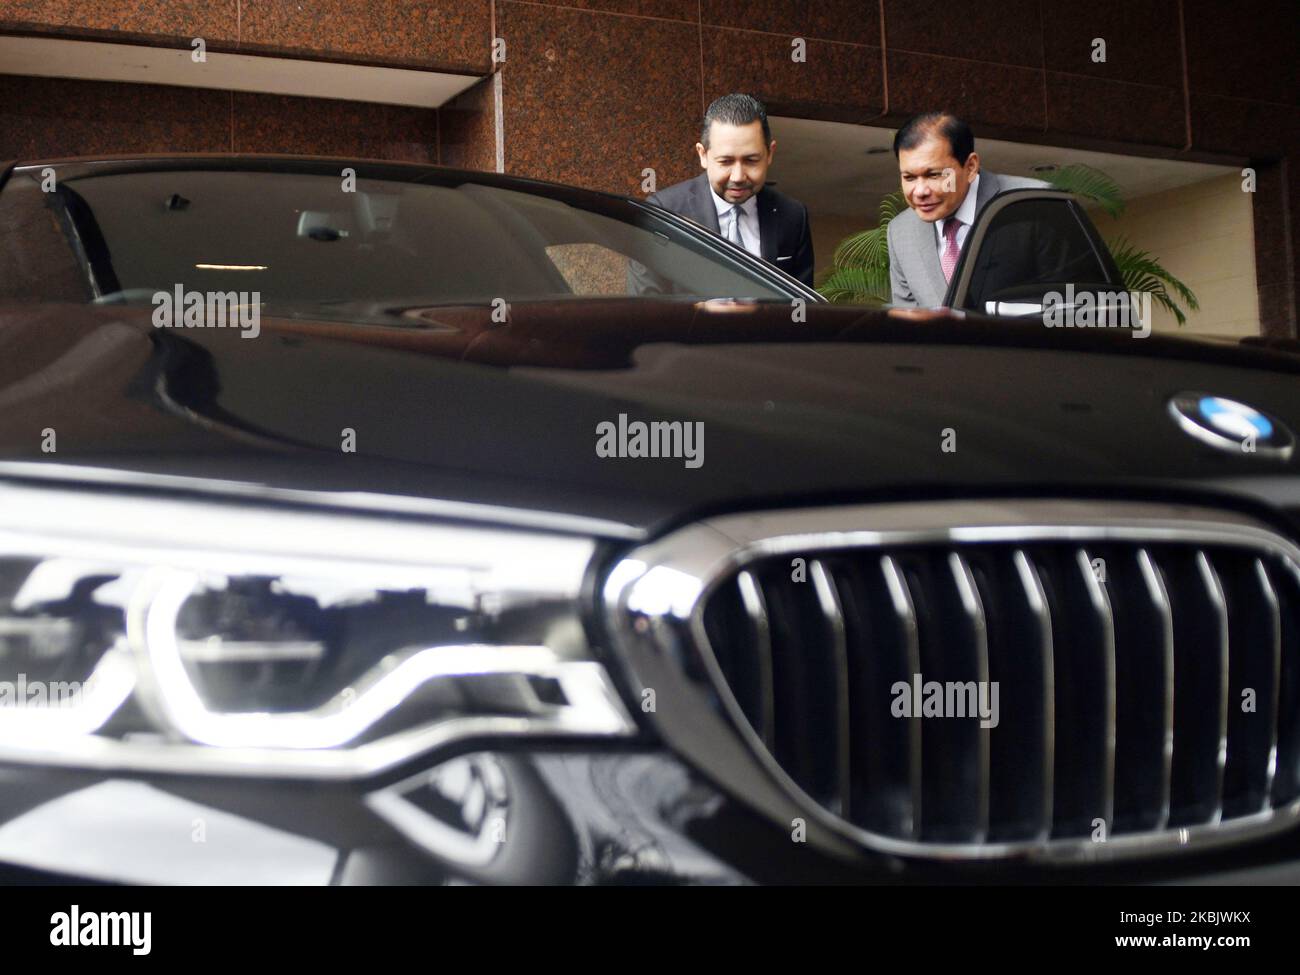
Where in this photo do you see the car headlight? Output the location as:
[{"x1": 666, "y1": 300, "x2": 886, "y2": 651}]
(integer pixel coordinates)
[{"x1": 0, "y1": 481, "x2": 634, "y2": 778}]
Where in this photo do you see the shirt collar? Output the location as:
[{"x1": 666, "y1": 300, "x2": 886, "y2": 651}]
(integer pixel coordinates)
[
  {"x1": 938, "y1": 173, "x2": 980, "y2": 240},
  {"x1": 710, "y1": 188, "x2": 759, "y2": 220}
]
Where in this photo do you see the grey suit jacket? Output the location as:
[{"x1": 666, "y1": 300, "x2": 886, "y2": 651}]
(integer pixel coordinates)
[
  {"x1": 645, "y1": 173, "x2": 815, "y2": 285},
  {"x1": 886, "y1": 171, "x2": 1047, "y2": 308}
]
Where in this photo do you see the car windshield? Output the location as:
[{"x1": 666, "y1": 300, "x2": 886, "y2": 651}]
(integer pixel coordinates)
[{"x1": 0, "y1": 164, "x2": 796, "y2": 322}]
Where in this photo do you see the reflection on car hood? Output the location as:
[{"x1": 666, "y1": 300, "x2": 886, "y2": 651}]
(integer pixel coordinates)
[{"x1": 0, "y1": 299, "x2": 1297, "y2": 538}]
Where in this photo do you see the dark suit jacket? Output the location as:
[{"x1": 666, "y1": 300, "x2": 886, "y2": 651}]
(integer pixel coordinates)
[{"x1": 646, "y1": 173, "x2": 815, "y2": 286}]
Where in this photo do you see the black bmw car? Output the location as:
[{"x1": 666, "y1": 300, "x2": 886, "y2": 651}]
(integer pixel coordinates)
[{"x1": 1, "y1": 155, "x2": 1298, "y2": 885}]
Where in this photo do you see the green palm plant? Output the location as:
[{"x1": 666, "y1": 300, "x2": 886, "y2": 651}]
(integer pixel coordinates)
[
  {"x1": 1040, "y1": 165, "x2": 1200, "y2": 326},
  {"x1": 817, "y1": 190, "x2": 903, "y2": 305},
  {"x1": 1106, "y1": 235, "x2": 1201, "y2": 326},
  {"x1": 819, "y1": 163, "x2": 1199, "y2": 325},
  {"x1": 1038, "y1": 163, "x2": 1124, "y2": 218}
]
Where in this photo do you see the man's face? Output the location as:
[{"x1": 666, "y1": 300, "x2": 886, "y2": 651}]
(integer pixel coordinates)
[
  {"x1": 897, "y1": 135, "x2": 980, "y2": 222},
  {"x1": 696, "y1": 120, "x2": 775, "y2": 205}
]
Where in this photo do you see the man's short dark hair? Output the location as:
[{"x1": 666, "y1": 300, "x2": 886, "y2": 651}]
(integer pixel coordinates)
[
  {"x1": 701, "y1": 93, "x2": 772, "y2": 149},
  {"x1": 892, "y1": 112, "x2": 975, "y2": 164}
]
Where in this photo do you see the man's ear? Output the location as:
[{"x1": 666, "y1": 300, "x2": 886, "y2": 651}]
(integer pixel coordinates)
[
  {"x1": 695, "y1": 142, "x2": 709, "y2": 169},
  {"x1": 767, "y1": 140, "x2": 777, "y2": 163},
  {"x1": 965, "y1": 151, "x2": 980, "y2": 179}
]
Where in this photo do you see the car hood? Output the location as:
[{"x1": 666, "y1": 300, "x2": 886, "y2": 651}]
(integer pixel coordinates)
[{"x1": 1, "y1": 299, "x2": 1298, "y2": 539}]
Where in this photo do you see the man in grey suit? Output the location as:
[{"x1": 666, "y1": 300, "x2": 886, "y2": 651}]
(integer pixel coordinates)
[
  {"x1": 643, "y1": 93, "x2": 814, "y2": 286},
  {"x1": 887, "y1": 112, "x2": 1045, "y2": 307}
]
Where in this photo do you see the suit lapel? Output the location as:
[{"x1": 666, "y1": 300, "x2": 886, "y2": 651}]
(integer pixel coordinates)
[
  {"x1": 690, "y1": 174, "x2": 721, "y2": 233},
  {"x1": 974, "y1": 170, "x2": 999, "y2": 216},
  {"x1": 756, "y1": 187, "x2": 778, "y2": 262},
  {"x1": 906, "y1": 213, "x2": 948, "y2": 306}
]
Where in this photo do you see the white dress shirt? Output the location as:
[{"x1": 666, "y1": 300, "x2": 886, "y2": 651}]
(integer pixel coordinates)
[
  {"x1": 710, "y1": 189, "x2": 761, "y2": 257},
  {"x1": 935, "y1": 173, "x2": 980, "y2": 259}
]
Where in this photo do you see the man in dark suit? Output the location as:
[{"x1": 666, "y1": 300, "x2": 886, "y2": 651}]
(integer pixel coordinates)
[
  {"x1": 644, "y1": 93, "x2": 814, "y2": 287},
  {"x1": 887, "y1": 111, "x2": 1047, "y2": 307}
]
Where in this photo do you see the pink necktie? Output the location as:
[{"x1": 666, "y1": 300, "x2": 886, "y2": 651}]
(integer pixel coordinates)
[{"x1": 940, "y1": 218, "x2": 962, "y2": 282}]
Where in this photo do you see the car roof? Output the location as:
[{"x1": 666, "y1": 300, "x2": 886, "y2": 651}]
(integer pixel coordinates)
[{"x1": 2, "y1": 152, "x2": 640, "y2": 209}]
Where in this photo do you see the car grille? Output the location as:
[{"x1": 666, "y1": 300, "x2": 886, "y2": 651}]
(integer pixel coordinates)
[
  {"x1": 703, "y1": 539, "x2": 1300, "y2": 849},
  {"x1": 604, "y1": 501, "x2": 1300, "y2": 861}
]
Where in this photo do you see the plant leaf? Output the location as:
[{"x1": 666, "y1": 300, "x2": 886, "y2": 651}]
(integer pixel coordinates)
[
  {"x1": 817, "y1": 265, "x2": 891, "y2": 304},
  {"x1": 1107, "y1": 234, "x2": 1200, "y2": 327},
  {"x1": 878, "y1": 190, "x2": 905, "y2": 224},
  {"x1": 1041, "y1": 164, "x2": 1125, "y2": 218},
  {"x1": 832, "y1": 226, "x2": 887, "y2": 268},
  {"x1": 831, "y1": 191, "x2": 907, "y2": 268}
]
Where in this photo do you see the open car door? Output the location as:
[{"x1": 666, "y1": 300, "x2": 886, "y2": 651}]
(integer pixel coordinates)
[{"x1": 943, "y1": 188, "x2": 1127, "y2": 321}]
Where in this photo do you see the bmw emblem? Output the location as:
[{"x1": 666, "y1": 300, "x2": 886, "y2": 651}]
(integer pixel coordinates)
[{"x1": 1168, "y1": 393, "x2": 1294, "y2": 459}]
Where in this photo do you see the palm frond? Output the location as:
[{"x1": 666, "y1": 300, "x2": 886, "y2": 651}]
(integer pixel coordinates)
[
  {"x1": 832, "y1": 226, "x2": 888, "y2": 268},
  {"x1": 832, "y1": 191, "x2": 906, "y2": 267},
  {"x1": 817, "y1": 265, "x2": 891, "y2": 305},
  {"x1": 877, "y1": 190, "x2": 906, "y2": 224},
  {"x1": 1041, "y1": 164, "x2": 1125, "y2": 218},
  {"x1": 1107, "y1": 235, "x2": 1200, "y2": 327}
]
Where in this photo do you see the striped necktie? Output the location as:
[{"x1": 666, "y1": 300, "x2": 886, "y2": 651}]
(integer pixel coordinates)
[{"x1": 726, "y1": 205, "x2": 744, "y2": 247}]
